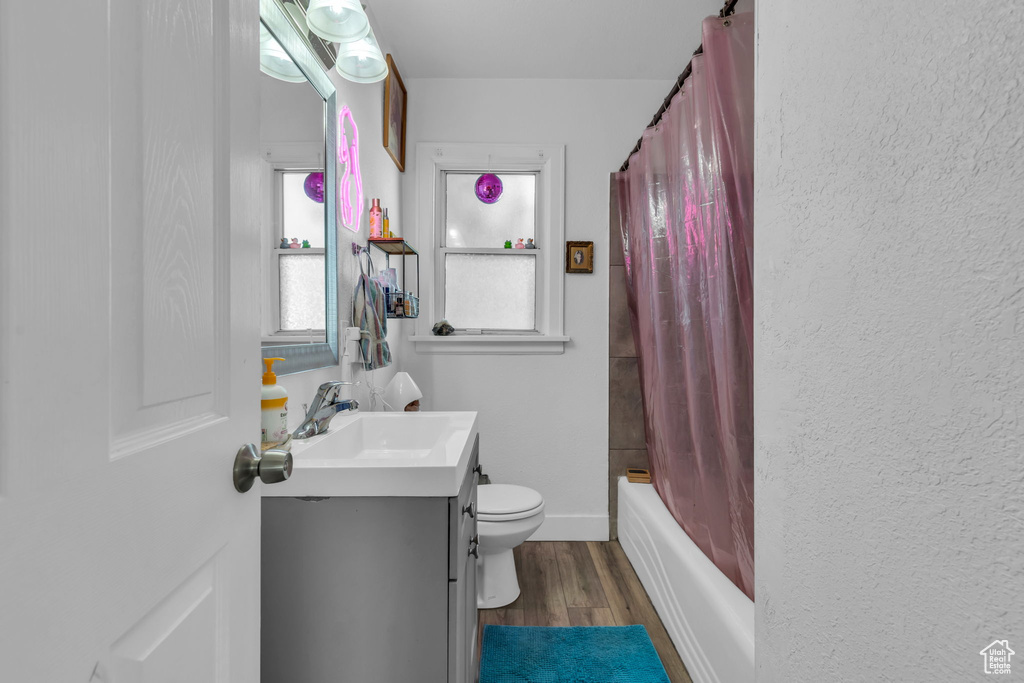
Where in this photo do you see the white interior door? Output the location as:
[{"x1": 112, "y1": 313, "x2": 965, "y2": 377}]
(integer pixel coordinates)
[{"x1": 0, "y1": 0, "x2": 263, "y2": 680}]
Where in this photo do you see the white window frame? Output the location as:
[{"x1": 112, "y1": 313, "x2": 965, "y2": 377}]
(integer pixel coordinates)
[
  {"x1": 412, "y1": 142, "x2": 569, "y2": 354},
  {"x1": 260, "y1": 141, "x2": 328, "y2": 344}
]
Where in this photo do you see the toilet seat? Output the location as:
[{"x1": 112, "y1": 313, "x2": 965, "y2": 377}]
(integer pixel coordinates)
[{"x1": 477, "y1": 484, "x2": 544, "y2": 521}]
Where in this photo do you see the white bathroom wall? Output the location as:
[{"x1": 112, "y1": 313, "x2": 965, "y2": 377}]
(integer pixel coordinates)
[
  {"x1": 755, "y1": 2, "x2": 1024, "y2": 680},
  {"x1": 401, "y1": 78, "x2": 672, "y2": 540},
  {"x1": 260, "y1": 12, "x2": 408, "y2": 422}
]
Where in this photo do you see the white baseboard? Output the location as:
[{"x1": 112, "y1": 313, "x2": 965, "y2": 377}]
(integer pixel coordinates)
[{"x1": 528, "y1": 514, "x2": 609, "y2": 541}]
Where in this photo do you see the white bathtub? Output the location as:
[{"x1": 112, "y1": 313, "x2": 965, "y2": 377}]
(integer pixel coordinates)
[{"x1": 617, "y1": 478, "x2": 754, "y2": 683}]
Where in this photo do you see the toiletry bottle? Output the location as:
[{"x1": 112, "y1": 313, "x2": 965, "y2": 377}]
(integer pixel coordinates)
[
  {"x1": 383, "y1": 208, "x2": 390, "y2": 238},
  {"x1": 261, "y1": 357, "x2": 289, "y2": 447},
  {"x1": 369, "y1": 198, "x2": 382, "y2": 238}
]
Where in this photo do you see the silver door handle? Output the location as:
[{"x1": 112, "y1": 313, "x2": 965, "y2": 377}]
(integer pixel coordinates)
[
  {"x1": 233, "y1": 443, "x2": 293, "y2": 493},
  {"x1": 462, "y1": 502, "x2": 476, "y2": 518}
]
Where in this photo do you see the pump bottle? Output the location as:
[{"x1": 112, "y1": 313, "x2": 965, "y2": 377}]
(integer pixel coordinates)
[{"x1": 261, "y1": 358, "x2": 289, "y2": 447}]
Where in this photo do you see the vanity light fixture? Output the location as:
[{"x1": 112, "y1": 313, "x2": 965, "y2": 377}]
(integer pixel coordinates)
[
  {"x1": 306, "y1": 0, "x2": 369, "y2": 44},
  {"x1": 335, "y1": 25, "x2": 388, "y2": 83},
  {"x1": 259, "y1": 23, "x2": 307, "y2": 83}
]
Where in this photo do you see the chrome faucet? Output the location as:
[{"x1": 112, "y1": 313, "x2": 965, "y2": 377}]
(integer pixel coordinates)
[{"x1": 293, "y1": 381, "x2": 359, "y2": 439}]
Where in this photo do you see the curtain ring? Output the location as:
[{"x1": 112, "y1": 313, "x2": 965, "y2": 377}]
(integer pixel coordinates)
[{"x1": 723, "y1": 19, "x2": 731, "y2": 27}]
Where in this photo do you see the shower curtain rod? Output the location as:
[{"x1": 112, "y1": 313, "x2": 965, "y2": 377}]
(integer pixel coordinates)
[{"x1": 618, "y1": 0, "x2": 739, "y2": 172}]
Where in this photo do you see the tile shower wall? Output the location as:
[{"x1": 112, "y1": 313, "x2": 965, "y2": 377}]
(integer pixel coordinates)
[{"x1": 607, "y1": 180, "x2": 649, "y2": 539}]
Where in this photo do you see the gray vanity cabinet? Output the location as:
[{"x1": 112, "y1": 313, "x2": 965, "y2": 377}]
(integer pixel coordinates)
[
  {"x1": 261, "y1": 439, "x2": 479, "y2": 683},
  {"x1": 449, "y1": 445, "x2": 480, "y2": 683}
]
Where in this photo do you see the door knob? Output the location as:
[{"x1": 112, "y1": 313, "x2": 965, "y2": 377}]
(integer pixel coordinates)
[{"x1": 233, "y1": 443, "x2": 293, "y2": 493}]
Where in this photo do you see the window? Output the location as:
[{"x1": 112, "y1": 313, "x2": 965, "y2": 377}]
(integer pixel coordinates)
[
  {"x1": 264, "y1": 165, "x2": 327, "y2": 342},
  {"x1": 442, "y1": 172, "x2": 537, "y2": 331},
  {"x1": 413, "y1": 143, "x2": 568, "y2": 354}
]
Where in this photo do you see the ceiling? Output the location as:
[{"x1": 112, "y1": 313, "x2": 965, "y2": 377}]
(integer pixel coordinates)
[{"x1": 368, "y1": 0, "x2": 730, "y2": 80}]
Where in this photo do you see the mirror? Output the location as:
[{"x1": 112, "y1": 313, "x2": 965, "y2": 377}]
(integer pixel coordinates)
[{"x1": 259, "y1": 0, "x2": 339, "y2": 375}]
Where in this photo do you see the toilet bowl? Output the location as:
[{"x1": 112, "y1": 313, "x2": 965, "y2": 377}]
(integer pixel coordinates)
[{"x1": 475, "y1": 484, "x2": 545, "y2": 609}]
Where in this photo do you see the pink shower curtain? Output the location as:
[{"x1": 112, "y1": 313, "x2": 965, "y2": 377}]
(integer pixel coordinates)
[{"x1": 613, "y1": 13, "x2": 754, "y2": 599}]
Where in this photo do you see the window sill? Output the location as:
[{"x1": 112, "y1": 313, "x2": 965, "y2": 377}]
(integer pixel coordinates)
[
  {"x1": 409, "y1": 334, "x2": 570, "y2": 355},
  {"x1": 262, "y1": 336, "x2": 327, "y2": 345}
]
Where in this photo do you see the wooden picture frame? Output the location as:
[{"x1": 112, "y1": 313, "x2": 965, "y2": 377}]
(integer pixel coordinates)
[
  {"x1": 383, "y1": 54, "x2": 407, "y2": 172},
  {"x1": 565, "y1": 241, "x2": 594, "y2": 274}
]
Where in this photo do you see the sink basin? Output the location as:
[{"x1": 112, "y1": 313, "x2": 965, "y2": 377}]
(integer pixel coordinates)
[{"x1": 263, "y1": 411, "x2": 478, "y2": 498}]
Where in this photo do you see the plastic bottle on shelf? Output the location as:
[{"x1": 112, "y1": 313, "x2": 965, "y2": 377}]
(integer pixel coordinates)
[{"x1": 369, "y1": 198, "x2": 382, "y2": 238}]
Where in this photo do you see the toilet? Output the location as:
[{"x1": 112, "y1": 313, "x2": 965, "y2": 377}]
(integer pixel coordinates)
[{"x1": 475, "y1": 484, "x2": 545, "y2": 608}]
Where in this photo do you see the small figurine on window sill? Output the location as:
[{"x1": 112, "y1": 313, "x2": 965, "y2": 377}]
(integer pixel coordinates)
[
  {"x1": 289, "y1": 238, "x2": 301, "y2": 249},
  {"x1": 514, "y1": 238, "x2": 525, "y2": 249},
  {"x1": 503, "y1": 239, "x2": 512, "y2": 249},
  {"x1": 279, "y1": 237, "x2": 289, "y2": 250},
  {"x1": 301, "y1": 240, "x2": 311, "y2": 248},
  {"x1": 431, "y1": 319, "x2": 455, "y2": 336},
  {"x1": 525, "y1": 238, "x2": 537, "y2": 249}
]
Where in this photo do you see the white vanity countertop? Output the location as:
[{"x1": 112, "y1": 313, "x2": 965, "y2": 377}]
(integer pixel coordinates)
[{"x1": 262, "y1": 411, "x2": 479, "y2": 498}]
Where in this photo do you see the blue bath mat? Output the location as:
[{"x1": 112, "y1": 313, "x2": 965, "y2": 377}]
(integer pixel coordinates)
[{"x1": 479, "y1": 625, "x2": 670, "y2": 683}]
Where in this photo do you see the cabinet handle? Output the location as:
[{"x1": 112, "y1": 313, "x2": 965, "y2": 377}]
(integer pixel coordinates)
[
  {"x1": 462, "y1": 502, "x2": 476, "y2": 518},
  {"x1": 473, "y1": 464, "x2": 482, "y2": 475},
  {"x1": 468, "y1": 536, "x2": 479, "y2": 558}
]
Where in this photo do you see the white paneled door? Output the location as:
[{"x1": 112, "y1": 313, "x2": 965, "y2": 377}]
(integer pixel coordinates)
[{"x1": 0, "y1": 0, "x2": 263, "y2": 680}]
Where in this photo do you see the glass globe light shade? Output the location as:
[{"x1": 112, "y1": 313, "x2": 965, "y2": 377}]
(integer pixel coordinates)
[
  {"x1": 475, "y1": 173, "x2": 503, "y2": 204},
  {"x1": 335, "y1": 27, "x2": 387, "y2": 83},
  {"x1": 259, "y1": 24, "x2": 306, "y2": 83},
  {"x1": 306, "y1": 0, "x2": 369, "y2": 44}
]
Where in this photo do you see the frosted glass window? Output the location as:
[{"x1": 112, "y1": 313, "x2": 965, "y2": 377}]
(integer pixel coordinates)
[
  {"x1": 445, "y1": 173, "x2": 536, "y2": 248},
  {"x1": 444, "y1": 253, "x2": 535, "y2": 330},
  {"x1": 279, "y1": 253, "x2": 325, "y2": 330},
  {"x1": 281, "y1": 171, "x2": 325, "y2": 247}
]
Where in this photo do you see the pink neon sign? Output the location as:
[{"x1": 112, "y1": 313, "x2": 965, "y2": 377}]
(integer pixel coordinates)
[{"x1": 337, "y1": 105, "x2": 363, "y2": 233}]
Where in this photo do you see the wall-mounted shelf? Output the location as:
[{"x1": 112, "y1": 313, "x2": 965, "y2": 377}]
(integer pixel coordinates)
[{"x1": 368, "y1": 238, "x2": 420, "y2": 318}]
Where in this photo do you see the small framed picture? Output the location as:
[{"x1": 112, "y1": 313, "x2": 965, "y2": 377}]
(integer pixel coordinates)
[
  {"x1": 383, "y1": 54, "x2": 407, "y2": 172},
  {"x1": 565, "y1": 241, "x2": 594, "y2": 274}
]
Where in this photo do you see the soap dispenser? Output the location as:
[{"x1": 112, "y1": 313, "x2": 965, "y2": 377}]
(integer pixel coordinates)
[{"x1": 261, "y1": 358, "x2": 289, "y2": 447}]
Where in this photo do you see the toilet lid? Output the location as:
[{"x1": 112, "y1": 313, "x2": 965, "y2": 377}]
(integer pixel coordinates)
[{"x1": 477, "y1": 484, "x2": 544, "y2": 519}]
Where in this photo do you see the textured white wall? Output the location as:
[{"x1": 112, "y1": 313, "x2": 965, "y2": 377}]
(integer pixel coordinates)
[
  {"x1": 261, "y1": 13, "x2": 406, "y2": 418},
  {"x1": 402, "y1": 78, "x2": 671, "y2": 539},
  {"x1": 755, "y1": 2, "x2": 1024, "y2": 680}
]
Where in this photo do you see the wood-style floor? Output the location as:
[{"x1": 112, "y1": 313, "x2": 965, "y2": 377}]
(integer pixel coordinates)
[{"x1": 477, "y1": 541, "x2": 692, "y2": 683}]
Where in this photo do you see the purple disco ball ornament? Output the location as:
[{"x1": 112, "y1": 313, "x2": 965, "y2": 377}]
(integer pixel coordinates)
[
  {"x1": 303, "y1": 172, "x2": 325, "y2": 203},
  {"x1": 475, "y1": 173, "x2": 503, "y2": 204}
]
